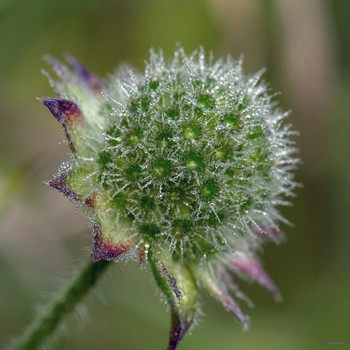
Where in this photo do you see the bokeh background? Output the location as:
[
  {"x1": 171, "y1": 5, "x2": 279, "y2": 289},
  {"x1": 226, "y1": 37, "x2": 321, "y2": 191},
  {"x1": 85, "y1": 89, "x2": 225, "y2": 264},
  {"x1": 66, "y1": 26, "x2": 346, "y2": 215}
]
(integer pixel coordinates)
[{"x1": 0, "y1": 0, "x2": 349, "y2": 349}]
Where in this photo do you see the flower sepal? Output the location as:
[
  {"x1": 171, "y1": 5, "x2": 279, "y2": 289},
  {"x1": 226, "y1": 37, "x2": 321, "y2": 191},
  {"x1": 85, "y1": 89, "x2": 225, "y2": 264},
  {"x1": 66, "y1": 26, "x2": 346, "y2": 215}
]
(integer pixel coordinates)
[{"x1": 149, "y1": 252, "x2": 198, "y2": 350}]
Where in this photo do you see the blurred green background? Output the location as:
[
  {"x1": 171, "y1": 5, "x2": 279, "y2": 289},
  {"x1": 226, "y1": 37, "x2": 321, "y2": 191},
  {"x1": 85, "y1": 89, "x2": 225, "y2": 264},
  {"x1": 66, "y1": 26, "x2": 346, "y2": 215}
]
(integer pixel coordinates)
[{"x1": 0, "y1": 0, "x2": 349, "y2": 349}]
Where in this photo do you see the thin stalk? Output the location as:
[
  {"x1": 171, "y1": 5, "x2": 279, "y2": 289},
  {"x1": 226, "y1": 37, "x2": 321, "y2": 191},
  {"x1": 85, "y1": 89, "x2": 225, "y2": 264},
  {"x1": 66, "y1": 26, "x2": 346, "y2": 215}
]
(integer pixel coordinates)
[{"x1": 12, "y1": 259, "x2": 112, "y2": 350}]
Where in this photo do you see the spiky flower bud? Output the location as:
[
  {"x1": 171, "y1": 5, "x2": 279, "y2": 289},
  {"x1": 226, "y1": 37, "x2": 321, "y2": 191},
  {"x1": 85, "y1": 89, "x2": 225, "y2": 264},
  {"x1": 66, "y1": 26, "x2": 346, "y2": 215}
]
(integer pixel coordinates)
[{"x1": 41, "y1": 47, "x2": 298, "y2": 349}]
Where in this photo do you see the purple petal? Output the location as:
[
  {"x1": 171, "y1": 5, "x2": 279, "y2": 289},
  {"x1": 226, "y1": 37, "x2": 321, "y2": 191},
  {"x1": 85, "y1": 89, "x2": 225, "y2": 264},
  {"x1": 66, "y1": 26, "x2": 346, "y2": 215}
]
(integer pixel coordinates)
[
  {"x1": 67, "y1": 56, "x2": 102, "y2": 93},
  {"x1": 92, "y1": 224, "x2": 131, "y2": 262},
  {"x1": 231, "y1": 257, "x2": 281, "y2": 301}
]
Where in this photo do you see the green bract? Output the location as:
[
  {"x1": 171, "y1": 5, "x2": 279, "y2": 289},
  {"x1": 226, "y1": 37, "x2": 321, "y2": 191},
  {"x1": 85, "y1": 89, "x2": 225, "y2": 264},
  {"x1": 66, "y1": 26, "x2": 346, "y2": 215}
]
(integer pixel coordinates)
[{"x1": 42, "y1": 48, "x2": 298, "y2": 349}]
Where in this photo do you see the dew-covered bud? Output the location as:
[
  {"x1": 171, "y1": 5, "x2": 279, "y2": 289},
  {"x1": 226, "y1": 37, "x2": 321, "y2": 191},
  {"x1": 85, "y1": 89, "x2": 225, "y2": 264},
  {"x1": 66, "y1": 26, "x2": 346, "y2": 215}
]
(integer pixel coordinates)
[{"x1": 42, "y1": 47, "x2": 298, "y2": 349}]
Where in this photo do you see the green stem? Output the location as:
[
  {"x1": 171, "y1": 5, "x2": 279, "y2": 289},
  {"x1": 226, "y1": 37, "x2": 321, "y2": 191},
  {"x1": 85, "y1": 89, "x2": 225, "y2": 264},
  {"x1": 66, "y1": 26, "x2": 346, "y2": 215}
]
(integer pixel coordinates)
[{"x1": 12, "y1": 259, "x2": 112, "y2": 350}]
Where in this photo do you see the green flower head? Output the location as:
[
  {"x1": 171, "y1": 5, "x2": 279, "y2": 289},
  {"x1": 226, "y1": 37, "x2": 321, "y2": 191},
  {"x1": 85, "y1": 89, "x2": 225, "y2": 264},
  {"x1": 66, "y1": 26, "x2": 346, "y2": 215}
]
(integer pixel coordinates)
[{"x1": 41, "y1": 48, "x2": 298, "y2": 349}]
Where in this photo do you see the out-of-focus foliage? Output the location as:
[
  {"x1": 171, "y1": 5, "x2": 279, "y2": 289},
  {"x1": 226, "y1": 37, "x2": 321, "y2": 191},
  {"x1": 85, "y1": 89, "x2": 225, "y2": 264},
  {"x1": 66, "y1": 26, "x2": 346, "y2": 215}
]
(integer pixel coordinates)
[{"x1": 0, "y1": 1, "x2": 349, "y2": 349}]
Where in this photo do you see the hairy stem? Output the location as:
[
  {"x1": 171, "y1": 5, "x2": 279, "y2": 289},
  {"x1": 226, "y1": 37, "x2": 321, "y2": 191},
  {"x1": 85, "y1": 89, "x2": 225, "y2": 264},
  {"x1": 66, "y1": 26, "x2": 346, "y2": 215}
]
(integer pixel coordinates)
[{"x1": 12, "y1": 259, "x2": 111, "y2": 350}]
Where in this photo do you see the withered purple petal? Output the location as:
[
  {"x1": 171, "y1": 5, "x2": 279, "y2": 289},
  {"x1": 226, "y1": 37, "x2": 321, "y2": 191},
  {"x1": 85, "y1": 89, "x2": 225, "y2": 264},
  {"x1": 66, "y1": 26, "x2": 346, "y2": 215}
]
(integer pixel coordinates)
[
  {"x1": 219, "y1": 267, "x2": 254, "y2": 307},
  {"x1": 231, "y1": 257, "x2": 281, "y2": 301},
  {"x1": 48, "y1": 173, "x2": 97, "y2": 208},
  {"x1": 217, "y1": 287, "x2": 249, "y2": 329},
  {"x1": 48, "y1": 174, "x2": 81, "y2": 202},
  {"x1": 92, "y1": 224, "x2": 131, "y2": 262},
  {"x1": 254, "y1": 224, "x2": 283, "y2": 241},
  {"x1": 67, "y1": 56, "x2": 102, "y2": 93},
  {"x1": 41, "y1": 98, "x2": 83, "y2": 151},
  {"x1": 44, "y1": 55, "x2": 70, "y2": 79},
  {"x1": 41, "y1": 98, "x2": 83, "y2": 124}
]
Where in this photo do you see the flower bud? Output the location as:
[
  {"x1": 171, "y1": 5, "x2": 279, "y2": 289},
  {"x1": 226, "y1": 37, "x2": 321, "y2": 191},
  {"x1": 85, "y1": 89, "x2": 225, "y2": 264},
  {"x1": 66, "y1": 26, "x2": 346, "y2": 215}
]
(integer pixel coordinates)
[{"x1": 42, "y1": 47, "x2": 298, "y2": 349}]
